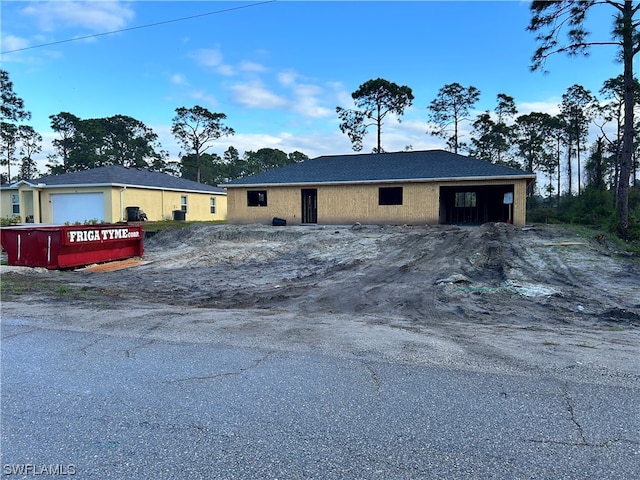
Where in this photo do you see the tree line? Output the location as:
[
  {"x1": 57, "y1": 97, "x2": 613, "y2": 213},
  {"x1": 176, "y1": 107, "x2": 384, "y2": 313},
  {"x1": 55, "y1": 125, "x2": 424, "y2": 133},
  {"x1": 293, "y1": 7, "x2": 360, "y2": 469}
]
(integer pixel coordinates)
[
  {"x1": 5, "y1": 69, "x2": 635, "y2": 199},
  {"x1": 337, "y1": 77, "x2": 639, "y2": 201}
]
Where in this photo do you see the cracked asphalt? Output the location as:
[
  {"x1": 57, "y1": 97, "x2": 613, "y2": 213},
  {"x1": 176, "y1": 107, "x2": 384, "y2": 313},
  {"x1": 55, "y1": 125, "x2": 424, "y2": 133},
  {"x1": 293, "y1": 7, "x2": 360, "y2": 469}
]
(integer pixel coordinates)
[
  {"x1": 2, "y1": 317, "x2": 639, "y2": 479},
  {"x1": 2, "y1": 223, "x2": 639, "y2": 478}
]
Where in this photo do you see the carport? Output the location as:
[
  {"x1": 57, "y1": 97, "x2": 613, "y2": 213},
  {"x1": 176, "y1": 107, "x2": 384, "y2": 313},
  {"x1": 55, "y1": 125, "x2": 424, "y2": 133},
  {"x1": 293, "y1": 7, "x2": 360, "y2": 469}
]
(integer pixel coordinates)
[{"x1": 439, "y1": 185, "x2": 515, "y2": 224}]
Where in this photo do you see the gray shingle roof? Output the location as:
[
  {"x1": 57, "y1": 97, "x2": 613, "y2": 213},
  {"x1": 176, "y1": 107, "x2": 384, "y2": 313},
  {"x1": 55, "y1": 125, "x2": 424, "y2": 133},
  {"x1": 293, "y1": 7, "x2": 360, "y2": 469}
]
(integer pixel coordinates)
[
  {"x1": 223, "y1": 150, "x2": 535, "y2": 187},
  {"x1": 32, "y1": 165, "x2": 226, "y2": 194}
]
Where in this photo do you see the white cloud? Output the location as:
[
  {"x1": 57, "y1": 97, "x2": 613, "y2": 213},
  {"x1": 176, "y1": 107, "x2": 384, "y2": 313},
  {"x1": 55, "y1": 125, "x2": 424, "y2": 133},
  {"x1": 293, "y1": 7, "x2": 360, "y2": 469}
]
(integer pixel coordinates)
[
  {"x1": 190, "y1": 47, "x2": 224, "y2": 68},
  {"x1": 517, "y1": 100, "x2": 561, "y2": 116},
  {"x1": 170, "y1": 73, "x2": 189, "y2": 86},
  {"x1": 1, "y1": 34, "x2": 30, "y2": 53},
  {"x1": 335, "y1": 86, "x2": 355, "y2": 108},
  {"x1": 230, "y1": 80, "x2": 288, "y2": 109},
  {"x1": 216, "y1": 64, "x2": 236, "y2": 76},
  {"x1": 188, "y1": 90, "x2": 219, "y2": 108},
  {"x1": 240, "y1": 61, "x2": 267, "y2": 73},
  {"x1": 189, "y1": 47, "x2": 236, "y2": 75},
  {"x1": 277, "y1": 70, "x2": 298, "y2": 87},
  {"x1": 291, "y1": 94, "x2": 333, "y2": 119},
  {"x1": 275, "y1": 71, "x2": 335, "y2": 119},
  {"x1": 20, "y1": 1, "x2": 135, "y2": 33}
]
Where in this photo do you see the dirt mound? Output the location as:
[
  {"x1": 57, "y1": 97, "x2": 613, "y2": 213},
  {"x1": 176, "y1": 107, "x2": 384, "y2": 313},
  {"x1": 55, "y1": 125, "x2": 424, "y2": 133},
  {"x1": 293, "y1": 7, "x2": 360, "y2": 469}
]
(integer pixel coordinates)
[
  {"x1": 2, "y1": 222, "x2": 638, "y2": 381},
  {"x1": 98, "y1": 222, "x2": 639, "y2": 329}
]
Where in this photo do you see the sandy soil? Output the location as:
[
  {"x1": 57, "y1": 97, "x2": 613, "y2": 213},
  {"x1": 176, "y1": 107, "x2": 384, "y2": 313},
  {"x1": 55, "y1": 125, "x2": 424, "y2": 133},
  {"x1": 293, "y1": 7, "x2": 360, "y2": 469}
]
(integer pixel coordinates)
[{"x1": 2, "y1": 222, "x2": 639, "y2": 385}]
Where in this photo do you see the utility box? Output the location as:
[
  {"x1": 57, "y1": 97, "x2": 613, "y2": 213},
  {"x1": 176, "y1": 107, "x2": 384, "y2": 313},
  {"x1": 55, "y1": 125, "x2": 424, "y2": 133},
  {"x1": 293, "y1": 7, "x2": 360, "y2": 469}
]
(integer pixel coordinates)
[{"x1": 0, "y1": 224, "x2": 144, "y2": 269}]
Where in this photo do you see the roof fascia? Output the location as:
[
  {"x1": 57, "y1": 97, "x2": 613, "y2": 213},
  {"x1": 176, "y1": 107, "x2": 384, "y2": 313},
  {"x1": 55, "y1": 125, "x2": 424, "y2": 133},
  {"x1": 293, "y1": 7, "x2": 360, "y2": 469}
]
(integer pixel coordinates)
[
  {"x1": 33, "y1": 182, "x2": 227, "y2": 195},
  {"x1": 10, "y1": 180, "x2": 37, "y2": 188},
  {"x1": 224, "y1": 175, "x2": 537, "y2": 188}
]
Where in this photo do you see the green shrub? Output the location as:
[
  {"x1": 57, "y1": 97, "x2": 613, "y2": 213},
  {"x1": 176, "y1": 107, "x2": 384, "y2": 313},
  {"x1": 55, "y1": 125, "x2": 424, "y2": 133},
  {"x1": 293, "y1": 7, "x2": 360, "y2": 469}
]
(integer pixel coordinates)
[{"x1": 0, "y1": 215, "x2": 21, "y2": 226}]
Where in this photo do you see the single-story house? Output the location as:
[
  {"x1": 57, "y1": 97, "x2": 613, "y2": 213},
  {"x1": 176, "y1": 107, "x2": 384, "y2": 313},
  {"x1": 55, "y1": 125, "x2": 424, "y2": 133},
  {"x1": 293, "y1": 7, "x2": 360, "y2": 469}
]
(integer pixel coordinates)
[
  {"x1": 222, "y1": 150, "x2": 536, "y2": 226},
  {"x1": 2, "y1": 165, "x2": 227, "y2": 224}
]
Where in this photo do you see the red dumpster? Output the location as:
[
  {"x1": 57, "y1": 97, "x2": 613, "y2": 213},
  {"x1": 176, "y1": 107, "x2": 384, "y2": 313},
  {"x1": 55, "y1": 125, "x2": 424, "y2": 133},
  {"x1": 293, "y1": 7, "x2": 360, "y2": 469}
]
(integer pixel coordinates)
[{"x1": 0, "y1": 224, "x2": 144, "y2": 269}]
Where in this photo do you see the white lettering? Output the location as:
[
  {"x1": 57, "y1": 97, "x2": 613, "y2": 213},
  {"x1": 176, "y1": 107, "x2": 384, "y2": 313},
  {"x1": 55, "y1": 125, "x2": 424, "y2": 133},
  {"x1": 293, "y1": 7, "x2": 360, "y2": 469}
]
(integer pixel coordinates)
[
  {"x1": 3, "y1": 463, "x2": 77, "y2": 475},
  {"x1": 67, "y1": 228, "x2": 140, "y2": 243}
]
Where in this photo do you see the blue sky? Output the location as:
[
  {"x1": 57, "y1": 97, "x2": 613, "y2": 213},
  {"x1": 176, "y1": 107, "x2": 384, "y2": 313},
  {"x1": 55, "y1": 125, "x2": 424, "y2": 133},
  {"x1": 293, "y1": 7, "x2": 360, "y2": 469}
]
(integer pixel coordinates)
[{"x1": 1, "y1": 0, "x2": 625, "y2": 174}]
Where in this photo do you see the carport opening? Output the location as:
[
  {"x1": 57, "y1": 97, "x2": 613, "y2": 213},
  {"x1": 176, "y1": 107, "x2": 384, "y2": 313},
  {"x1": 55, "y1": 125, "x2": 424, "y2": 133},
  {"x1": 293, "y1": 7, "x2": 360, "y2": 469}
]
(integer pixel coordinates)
[{"x1": 439, "y1": 185, "x2": 513, "y2": 224}]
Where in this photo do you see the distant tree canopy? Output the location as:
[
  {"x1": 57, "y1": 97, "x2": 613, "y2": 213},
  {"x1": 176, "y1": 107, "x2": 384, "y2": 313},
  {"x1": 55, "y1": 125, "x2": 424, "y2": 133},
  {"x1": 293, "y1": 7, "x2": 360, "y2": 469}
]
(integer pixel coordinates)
[
  {"x1": 171, "y1": 106, "x2": 234, "y2": 183},
  {"x1": 337, "y1": 78, "x2": 414, "y2": 153},
  {"x1": 47, "y1": 112, "x2": 168, "y2": 174},
  {"x1": 427, "y1": 82, "x2": 480, "y2": 154},
  {"x1": 528, "y1": 0, "x2": 640, "y2": 237},
  {"x1": 1, "y1": 69, "x2": 34, "y2": 182},
  {"x1": 180, "y1": 147, "x2": 308, "y2": 185}
]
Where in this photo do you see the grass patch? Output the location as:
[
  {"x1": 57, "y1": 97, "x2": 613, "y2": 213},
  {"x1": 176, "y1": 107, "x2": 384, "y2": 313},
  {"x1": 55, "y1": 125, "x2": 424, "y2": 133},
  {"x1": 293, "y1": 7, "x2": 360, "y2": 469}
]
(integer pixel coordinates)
[
  {"x1": 1, "y1": 273, "x2": 113, "y2": 302},
  {"x1": 141, "y1": 220, "x2": 226, "y2": 234},
  {"x1": 1, "y1": 274, "x2": 52, "y2": 298},
  {"x1": 55, "y1": 285, "x2": 72, "y2": 296},
  {"x1": 551, "y1": 224, "x2": 640, "y2": 256}
]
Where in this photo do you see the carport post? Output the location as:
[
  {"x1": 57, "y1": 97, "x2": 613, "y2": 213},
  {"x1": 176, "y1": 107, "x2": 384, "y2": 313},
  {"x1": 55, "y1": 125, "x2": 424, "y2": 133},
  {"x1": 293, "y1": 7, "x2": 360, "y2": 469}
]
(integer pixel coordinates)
[{"x1": 503, "y1": 192, "x2": 513, "y2": 224}]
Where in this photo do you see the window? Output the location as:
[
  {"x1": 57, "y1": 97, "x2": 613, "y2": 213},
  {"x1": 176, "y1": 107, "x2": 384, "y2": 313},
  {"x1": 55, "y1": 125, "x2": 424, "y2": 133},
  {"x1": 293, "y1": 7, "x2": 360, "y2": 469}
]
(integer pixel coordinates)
[
  {"x1": 210, "y1": 197, "x2": 216, "y2": 214},
  {"x1": 11, "y1": 194, "x2": 20, "y2": 214},
  {"x1": 181, "y1": 195, "x2": 188, "y2": 213},
  {"x1": 378, "y1": 187, "x2": 403, "y2": 205},
  {"x1": 247, "y1": 190, "x2": 267, "y2": 207},
  {"x1": 455, "y1": 192, "x2": 476, "y2": 208}
]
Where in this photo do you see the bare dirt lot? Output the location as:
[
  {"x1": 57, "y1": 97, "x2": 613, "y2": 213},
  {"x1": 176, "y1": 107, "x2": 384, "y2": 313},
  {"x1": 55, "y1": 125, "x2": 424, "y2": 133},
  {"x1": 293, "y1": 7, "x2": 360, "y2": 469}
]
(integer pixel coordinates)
[{"x1": 2, "y1": 222, "x2": 639, "y2": 385}]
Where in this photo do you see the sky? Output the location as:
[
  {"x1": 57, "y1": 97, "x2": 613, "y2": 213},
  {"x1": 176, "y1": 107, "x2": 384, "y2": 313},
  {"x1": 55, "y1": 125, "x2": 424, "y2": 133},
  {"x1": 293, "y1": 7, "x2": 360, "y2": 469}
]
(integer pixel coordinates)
[{"x1": 0, "y1": 0, "x2": 628, "y2": 177}]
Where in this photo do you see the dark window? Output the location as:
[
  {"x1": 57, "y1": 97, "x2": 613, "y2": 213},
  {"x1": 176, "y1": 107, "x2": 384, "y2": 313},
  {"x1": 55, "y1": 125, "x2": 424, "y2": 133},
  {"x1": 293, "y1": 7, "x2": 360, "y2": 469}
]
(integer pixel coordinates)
[
  {"x1": 455, "y1": 192, "x2": 476, "y2": 208},
  {"x1": 378, "y1": 187, "x2": 403, "y2": 205},
  {"x1": 247, "y1": 190, "x2": 268, "y2": 207},
  {"x1": 11, "y1": 194, "x2": 20, "y2": 214}
]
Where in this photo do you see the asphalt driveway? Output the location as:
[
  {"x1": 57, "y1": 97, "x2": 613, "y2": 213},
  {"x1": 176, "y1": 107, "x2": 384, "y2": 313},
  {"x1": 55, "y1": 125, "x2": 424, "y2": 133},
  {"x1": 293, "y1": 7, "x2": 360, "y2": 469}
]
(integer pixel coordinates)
[{"x1": 2, "y1": 316, "x2": 638, "y2": 479}]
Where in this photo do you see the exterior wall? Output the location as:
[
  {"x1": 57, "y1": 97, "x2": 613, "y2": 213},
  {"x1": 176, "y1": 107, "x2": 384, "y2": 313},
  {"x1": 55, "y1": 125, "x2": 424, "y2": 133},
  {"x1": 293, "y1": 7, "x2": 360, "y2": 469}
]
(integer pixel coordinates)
[
  {"x1": 11, "y1": 185, "x2": 226, "y2": 224},
  {"x1": 514, "y1": 179, "x2": 528, "y2": 225},
  {"x1": 318, "y1": 183, "x2": 440, "y2": 224},
  {"x1": 227, "y1": 186, "x2": 303, "y2": 224},
  {"x1": 1, "y1": 188, "x2": 19, "y2": 220},
  {"x1": 227, "y1": 179, "x2": 531, "y2": 226},
  {"x1": 110, "y1": 187, "x2": 227, "y2": 222}
]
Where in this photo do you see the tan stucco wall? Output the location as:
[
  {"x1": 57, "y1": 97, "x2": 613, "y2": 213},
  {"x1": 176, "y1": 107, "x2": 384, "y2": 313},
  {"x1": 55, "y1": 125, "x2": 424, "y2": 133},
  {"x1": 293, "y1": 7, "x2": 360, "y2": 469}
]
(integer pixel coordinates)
[
  {"x1": 227, "y1": 179, "x2": 530, "y2": 226},
  {"x1": 1, "y1": 189, "x2": 19, "y2": 220},
  {"x1": 14, "y1": 185, "x2": 226, "y2": 224},
  {"x1": 109, "y1": 187, "x2": 227, "y2": 222}
]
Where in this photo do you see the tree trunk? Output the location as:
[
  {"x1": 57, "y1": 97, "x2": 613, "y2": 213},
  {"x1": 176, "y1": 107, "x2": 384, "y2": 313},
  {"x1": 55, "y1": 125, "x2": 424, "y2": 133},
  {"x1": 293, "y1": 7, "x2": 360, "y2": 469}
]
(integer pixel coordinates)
[
  {"x1": 577, "y1": 132, "x2": 582, "y2": 195},
  {"x1": 556, "y1": 139, "x2": 561, "y2": 206},
  {"x1": 567, "y1": 148, "x2": 573, "y2": 195},
  {"x1": 618, "y1": 0, "x2": 634, "y2": 237},
  {"x1": 196, "y1": 151, "x2": 201, "y2": 183}
]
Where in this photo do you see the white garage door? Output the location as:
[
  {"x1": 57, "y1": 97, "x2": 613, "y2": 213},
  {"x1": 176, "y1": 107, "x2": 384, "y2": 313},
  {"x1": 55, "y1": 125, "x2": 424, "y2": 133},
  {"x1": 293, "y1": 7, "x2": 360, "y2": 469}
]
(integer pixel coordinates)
[{"x1": 51, "y1": 193, "x2": 104, "y2": 224}]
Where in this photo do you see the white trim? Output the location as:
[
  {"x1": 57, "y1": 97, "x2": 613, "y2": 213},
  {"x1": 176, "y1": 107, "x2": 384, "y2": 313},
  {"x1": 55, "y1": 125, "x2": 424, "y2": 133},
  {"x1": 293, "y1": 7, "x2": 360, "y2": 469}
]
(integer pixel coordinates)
[
  {"x1": 223, "y1": 175, "x2": 536, "y2": 189},
  {"x1": 24, "y1": 182, "x2": 227, "y2": 195}
]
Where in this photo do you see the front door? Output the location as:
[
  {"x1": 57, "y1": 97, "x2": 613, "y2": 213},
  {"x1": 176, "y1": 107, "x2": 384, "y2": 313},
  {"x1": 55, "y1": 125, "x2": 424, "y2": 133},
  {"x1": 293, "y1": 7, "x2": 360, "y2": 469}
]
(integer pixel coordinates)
[{"x1": 301, "y1": 189, "x2": 317, "y2": 224}]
